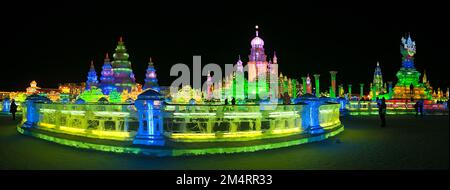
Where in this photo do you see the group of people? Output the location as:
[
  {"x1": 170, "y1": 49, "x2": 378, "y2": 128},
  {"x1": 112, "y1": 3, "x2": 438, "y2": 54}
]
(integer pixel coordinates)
[
  {"x1": 377, "y1": 97, "x2": 429, "y2": 128},
  {"x1": 224, "y1": 97, "x2": 236, "y2": 105}
]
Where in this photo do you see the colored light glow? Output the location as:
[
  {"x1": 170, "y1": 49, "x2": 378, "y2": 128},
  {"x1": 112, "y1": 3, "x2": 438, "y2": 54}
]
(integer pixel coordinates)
[
  {"x1": 91, "y1": 130, "x2": 133, "y2": 138},
  {"x1": 61, "y1": 110, "x2": 86, "y2": 116},
  {"x1": 169, "y1": 131, "x2": 263, "y2": 140},
  {"x1": 319, "y1": 104, "x2": 340, "y2": 128},
  {"x1": 319, "y1": 109, "x2": 334, "y2": 114},
  {"x1": 169, "y1": 133, "x2": 216, "y2": 139},
  {"x1": 224, "y1": 112, "x2": 261, "y2": 118},
  {"x1": 321, "y1": 121, "x2": 341, "y2": 128},
  {"x1": 18, "y1": 125, "x2": 344, "y2": 157},
  {"x1": 59, "y1": 126, "x2": 86, "y2": 133},
  {"x1": 114, "y1": 83, "x2": 134, "y2": 87},
  {"x1": 79, "y1": 87, "x2": 104, "y2": 102},
  {"x1": 222, "y1": 131, "x2": 262, "y2": 138},
  {"x1": 93, "y1": 111, "x2": 130, "y2": 117},
  {"x1": 270, "y1": 127, "x2": 301, "y2": 135},
  {"x1": 167, "y1": 127, "x2": 305, "y2": 141},
  {"x1": 173, "y1": 112, "x2": 217, "y2": 117},
  {"x1": 268, "y1": 111, "x2": 298, "y2": 118},
  {"x1": 40, "y1": 123, "x2": 56, "y2": 128},
  {"x1": 40, "y1": 108, "x2": 56, "y2": 113},
  {"x1": 39, "y1": 122, "x2": 132, "y2": 140},
  {"x1": 113, "y1": 68, "x2": 133, "y2": 72}
]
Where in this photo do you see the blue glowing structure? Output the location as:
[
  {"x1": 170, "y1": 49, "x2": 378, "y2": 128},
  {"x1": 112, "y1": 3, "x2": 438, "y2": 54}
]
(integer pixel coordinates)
[
  {"x1": 2, "y1": 98, "x2": 11, "y2": 112},
  {"x1": 143, "y1": 57, "x2": 160, "y2": 92},
  {"x1": 294, "y1": 94, "x2": 334, "y2": 135},
  {"x1": 86, "y1": 61, "x2": 99, "y2": 90},
  {"x1": 60, "y1": 94, "x2": 70, "y2": 104},
  {"x1": 400, "y1": 34, "x2": 416, "y2": 69},
  {"x1": 133, "y1": 89, "x2": 165, "y2": 146},
  {"x1": 99, "y1": 53, "x2": 116, "y2": 95},
  {"x1": 75, "y1": 98, "x2": 86, "y2": 104},
  {"x1": 23, "y1": 95, "x2": 51, "y2": 128},
  {"x1": 337, "y1": 97, "x2": 349, "y2": 116}
]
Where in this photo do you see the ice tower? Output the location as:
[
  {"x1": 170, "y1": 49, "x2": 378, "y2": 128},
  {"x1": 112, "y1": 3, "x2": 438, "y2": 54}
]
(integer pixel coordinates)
[
  {"x1": 143, "y1": 57, "x2": 160, "y2": 92},
  {"x1": 112, "y1": 37, "x2": 136, "y2": 93},
  {"x1": 86, "y1": 61, "x2": 99, "y2": 90},
  {"x1": 99, "y1": 53, "x2": 116, "y2": 95},
  {"x1": 392, "y1": 34, "x2": 431, "y2": 100}
]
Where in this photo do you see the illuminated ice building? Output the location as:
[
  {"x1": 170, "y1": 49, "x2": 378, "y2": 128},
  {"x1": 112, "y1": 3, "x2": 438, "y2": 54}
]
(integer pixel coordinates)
[
  {"x1": 112, "y1": 37, "x2": 137, "y2": 93},
  {"x1": 391, "y1": 34, "x2": 432, "y2": 100},
  {"x1": 85, "y1": 61, "x2": 99, "y2": 90},
  {"x1": 143, "y1": 57, "x2": 160, "y2": 92},
  {"x1": 369, "y1": 62, "x2": 387, "y2": 100},
  {"x1": 18, "y1": 26, "x2": 346, "y2": 156},
  {"x1": 216, "y1": 25, "x2": 300, "y2": 102},
  {"x1": 347, "y1": 34, "x2": 448, "y2": 116},
  {"x1": 81, "y1": 37, "x2": 145, "y2": 101},
  {"x1": 99, "y1": 53, "x2": 116, "y2": 95}
]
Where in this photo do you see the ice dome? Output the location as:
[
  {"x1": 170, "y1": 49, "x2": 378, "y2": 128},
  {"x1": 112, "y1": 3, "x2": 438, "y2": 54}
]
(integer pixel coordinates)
[{"x1": 251, "y1": 25, "x2": 264, "y2": 47}]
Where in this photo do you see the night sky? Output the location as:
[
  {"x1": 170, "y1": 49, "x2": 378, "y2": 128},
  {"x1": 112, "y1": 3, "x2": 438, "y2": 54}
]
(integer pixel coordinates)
[{"x1": 1, "y1": 1, "x2": 448, "y2": 93}]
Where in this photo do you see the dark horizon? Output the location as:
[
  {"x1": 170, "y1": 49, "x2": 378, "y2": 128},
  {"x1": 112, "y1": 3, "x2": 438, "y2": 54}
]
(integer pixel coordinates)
[{"x1": 1, "y1": 1, "x2": 448, "y2": 93}]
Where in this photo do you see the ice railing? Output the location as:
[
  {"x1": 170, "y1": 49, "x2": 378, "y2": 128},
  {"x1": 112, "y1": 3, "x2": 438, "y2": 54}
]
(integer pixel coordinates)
[
  {"x1": 346, "y1": 101, "x2": 448, "y2": 115},
  {"x1": 34, "y1": 103, "x2": 139, "y2": 140},
  {"x1": 319, "y1": 104, "x2": 341, "y2": 129},
  {"x1": 162, "y1": 104, "x2": 304, "y2": 141}
]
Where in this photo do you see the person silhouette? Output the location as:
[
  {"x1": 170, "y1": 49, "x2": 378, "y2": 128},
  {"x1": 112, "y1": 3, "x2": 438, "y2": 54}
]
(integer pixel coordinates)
[
  {"x1": 224, "y1": 98, "x2": 228, "y2": 105},
  {"x1": 378, "y1": 97, "x2": 387, "y2": 127},
  {"x1": 283, "y1": 92, "x2": 291, "y2": 105},
  {"x1": 10, "y1": 99, "x2": 18, "y2": 120},
  {"x1": 231, "y1": 97, "x2": 236, "y2": 105},
  {"x1": 419, "y1": 99, "x2": 424, "y2": 117},
  {"x1": 409, "y1": 84, "x2": 414, "y2": 98}
]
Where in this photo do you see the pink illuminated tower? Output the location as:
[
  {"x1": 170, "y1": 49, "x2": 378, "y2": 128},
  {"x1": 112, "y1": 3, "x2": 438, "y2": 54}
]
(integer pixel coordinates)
[
  {"x1": 206, "y1": 71, "x2": 213, "y2": 100},
  {"x1": 306, "y1": 74, "x2": 312, "y2": 94},
  {"x1": 247, "y1": 25, "x2": 268, "y2": 82},
  {"x1": 112, "y1": 37, "x2": 136, "y2": 93}
]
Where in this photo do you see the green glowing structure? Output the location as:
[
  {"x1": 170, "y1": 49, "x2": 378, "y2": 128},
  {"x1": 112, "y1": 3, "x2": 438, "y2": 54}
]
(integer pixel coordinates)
[
  {"x1": 392, "y1": 34, "x2": 432, "y2": 100},
  {"x1": 78, "y1": 87, "x2": 104, "y2": 103},
  {"x1": 359, "y1": 83, "x2": 364, "y2": 98},
  {"x1": 112, "y1": 37, "x2": 136, "y2": 93},
  {"x1": 301, "y1": 77, "x2": 307, "y2": 95},
  {"x1": 314, "y1": 74, "x2": 320, "y2": 97},
  {"x1": 348, "y1": 84, "x2": 352, "y2": 97},
  {"x1": 329, "y1": 71, "x2": 338, "y2": 98},
  {"x1": 108, "y1": 89, "x2": 122, "y2": 103}
]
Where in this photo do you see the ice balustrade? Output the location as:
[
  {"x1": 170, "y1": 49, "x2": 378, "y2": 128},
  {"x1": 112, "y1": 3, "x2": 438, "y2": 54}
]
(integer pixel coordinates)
[
  {"x1": 347, "y1": 101, "x2": 448, "y2": 115},
  {"x1": 319, "y1": 104, "x2": 341, "y2": 129},
  {"x1": 21, "y1": 100, "x2": 343, "y2": 143},
  {"x1": 34, "y1": 103, "x2": 139, "y2": 140},
  {"x1": 162, "y1": 104, "x2": 308, "y2": 141}
]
